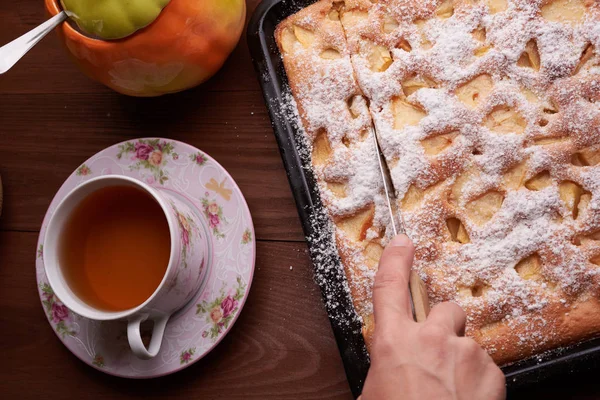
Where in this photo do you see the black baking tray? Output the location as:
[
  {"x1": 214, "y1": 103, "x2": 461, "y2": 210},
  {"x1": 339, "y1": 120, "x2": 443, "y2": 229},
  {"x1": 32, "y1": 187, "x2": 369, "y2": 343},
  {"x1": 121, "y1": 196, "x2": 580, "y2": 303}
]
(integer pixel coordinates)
[{"x1": 247, "y1": 0, "x2": 600, "y2": 397}]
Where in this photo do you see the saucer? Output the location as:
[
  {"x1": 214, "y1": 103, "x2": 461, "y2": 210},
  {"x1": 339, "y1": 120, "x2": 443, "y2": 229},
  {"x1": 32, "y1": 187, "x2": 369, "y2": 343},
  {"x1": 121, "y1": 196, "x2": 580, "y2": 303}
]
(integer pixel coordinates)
[{"x1": 35, "y1": 138, "x2": 255, "y2": 378}]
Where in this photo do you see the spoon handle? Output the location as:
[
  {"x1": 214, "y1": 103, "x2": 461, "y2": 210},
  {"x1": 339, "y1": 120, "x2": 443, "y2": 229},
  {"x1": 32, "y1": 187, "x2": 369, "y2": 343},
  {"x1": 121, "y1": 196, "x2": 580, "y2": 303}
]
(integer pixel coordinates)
[{"x1": 0, "y1": 11, "x2": 67, "y2": 75}]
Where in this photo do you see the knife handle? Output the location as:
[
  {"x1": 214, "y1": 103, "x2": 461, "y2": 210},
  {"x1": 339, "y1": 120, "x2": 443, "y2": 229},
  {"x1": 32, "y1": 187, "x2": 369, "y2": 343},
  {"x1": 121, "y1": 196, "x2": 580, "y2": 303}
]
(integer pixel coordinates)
[{"x1": 409, "y1": 271, "x2": 430, "y2": 322}]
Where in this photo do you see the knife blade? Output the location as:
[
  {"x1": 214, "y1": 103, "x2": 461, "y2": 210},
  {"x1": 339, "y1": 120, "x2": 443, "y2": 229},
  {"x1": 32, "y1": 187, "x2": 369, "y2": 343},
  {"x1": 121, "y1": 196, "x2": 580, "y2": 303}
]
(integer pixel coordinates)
[{"x1": 370, "y1": 129, "x2": 430, "y2": 322}]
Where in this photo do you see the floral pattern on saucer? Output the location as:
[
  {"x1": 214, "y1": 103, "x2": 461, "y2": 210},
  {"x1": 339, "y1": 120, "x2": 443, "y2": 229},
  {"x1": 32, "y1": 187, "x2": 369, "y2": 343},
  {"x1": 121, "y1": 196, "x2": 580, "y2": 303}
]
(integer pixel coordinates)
[
  {"x1": 76, "y1": 164, "x2": 92, "y2": 176},
  {"x1": 191, "y1": 152, "x2": 207, "y2": 166},
  {"x1": 241, "y1": 229, "x2": 252, "y2": 245},
  {"x1": 201, "y1": 196, "x2": 226, "y2": 239},
  {"x1": 196, "y1": 277, "x2": 246, "y2": 341},
  {"x1": 180, "y1": 348, "x2": 196, "y2": 364},
  {"x1": 36, "y1": 138, "x2": 255, "y2": 378},
  {"x1": 93, "y1": 354, "x2": 105, "y2": 368},
  {"x1": 116, "y1": 139, "x2": 176, "y2": 185},
  {"x1": 40, "y1": 283, "x2": 77, "y2": 338}
]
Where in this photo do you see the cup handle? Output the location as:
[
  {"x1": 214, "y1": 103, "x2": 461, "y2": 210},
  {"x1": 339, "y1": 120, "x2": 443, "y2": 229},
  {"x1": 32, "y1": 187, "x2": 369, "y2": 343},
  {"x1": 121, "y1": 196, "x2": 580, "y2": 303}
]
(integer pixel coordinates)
[{"x1": 127, "y1": 314, "x2": 170, "y2": 360}]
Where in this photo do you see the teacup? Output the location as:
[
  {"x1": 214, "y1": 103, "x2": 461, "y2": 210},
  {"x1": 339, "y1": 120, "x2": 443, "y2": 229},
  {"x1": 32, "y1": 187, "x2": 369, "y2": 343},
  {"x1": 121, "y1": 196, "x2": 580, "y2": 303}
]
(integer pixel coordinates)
[{"x1": 43, "y1": 175, "x2": 208, "y2": 359}]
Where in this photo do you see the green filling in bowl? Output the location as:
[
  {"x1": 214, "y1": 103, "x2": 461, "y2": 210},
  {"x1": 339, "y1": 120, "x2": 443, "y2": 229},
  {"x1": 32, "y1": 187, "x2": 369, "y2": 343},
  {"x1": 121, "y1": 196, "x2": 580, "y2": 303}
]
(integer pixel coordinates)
[{"x1": 61, "y1": 0, "x2": 171, "y2": 40}]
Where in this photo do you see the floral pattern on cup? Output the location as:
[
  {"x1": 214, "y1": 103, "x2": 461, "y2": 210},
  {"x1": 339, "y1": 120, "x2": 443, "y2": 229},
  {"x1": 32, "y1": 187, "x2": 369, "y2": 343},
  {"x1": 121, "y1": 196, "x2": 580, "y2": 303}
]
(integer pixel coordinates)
[
  {"x1": 93, "y1": 354, "x2": 105, "y2": 368},
  {"x1": 171, "y1": 204, "x2": 199, "y2": 269},
  {"x1": 197, "y1": 277, "x2": 246, "y2": 340},
  {"x1": 76, "y1": 164, "x2": 92, "y2": 176},
  {"x1": 201, "y1": 196, "x2": 226, "y2": 239},
  {"x1": 116, "y1": 139, "x2": 176, "y2": 185},
  {"x1": 241, "y1": 229, "x2": 252, "y2": 245},
  {"x1": 37, "y1": 244, "x2": 44, "y2": 260},
  {"x1": 180, "y1": 348, "x2": 196, "y2": 364},
  {"x1": 190, "y1": 152, "x2": 207, "y2": 166},
  {"x1": 40, "y1": 283, "x2": 77, "y2": 338}
]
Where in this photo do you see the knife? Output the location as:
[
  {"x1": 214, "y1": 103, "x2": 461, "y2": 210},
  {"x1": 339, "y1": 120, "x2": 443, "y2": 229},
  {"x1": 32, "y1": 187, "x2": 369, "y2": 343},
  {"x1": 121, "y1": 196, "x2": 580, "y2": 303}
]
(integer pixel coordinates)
[{"x1": 370, "y1": 129, "x2": 431, "y2": 323}]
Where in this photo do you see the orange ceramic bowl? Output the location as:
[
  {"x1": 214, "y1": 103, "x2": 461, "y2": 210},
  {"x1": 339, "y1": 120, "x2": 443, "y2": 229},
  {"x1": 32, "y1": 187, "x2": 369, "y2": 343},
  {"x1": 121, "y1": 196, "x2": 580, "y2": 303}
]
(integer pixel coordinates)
[{"x1": 45, "y1": 0, "x2": 246, "y2": 96}]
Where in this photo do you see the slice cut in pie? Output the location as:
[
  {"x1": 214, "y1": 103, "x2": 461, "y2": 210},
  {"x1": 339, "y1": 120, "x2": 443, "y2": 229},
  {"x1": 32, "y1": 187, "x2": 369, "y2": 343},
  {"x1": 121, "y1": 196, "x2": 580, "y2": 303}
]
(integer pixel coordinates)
[{"x1": 276, "y1": 1, "x2": 391, "y2": 330}]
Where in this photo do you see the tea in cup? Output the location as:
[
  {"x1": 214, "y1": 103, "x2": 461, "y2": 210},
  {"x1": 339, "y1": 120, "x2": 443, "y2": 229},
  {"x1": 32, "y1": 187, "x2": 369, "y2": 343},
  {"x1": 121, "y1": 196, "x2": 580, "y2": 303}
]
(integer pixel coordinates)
[{"x1": 44, "y1": 175, "x2": 208, "y2": 359}]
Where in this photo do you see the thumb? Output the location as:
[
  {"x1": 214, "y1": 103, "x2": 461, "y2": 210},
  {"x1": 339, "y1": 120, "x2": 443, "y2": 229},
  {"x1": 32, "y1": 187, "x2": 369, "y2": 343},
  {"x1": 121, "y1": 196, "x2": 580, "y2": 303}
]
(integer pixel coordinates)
[{"x1": 372, "y1": 234, "x2": 415, "y2": 330}]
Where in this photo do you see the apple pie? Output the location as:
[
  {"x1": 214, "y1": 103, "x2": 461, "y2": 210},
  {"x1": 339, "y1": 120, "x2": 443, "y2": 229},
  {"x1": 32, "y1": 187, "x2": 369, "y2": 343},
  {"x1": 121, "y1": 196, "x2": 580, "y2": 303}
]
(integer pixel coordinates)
[{"x1": 276, "y1": 0, "x2": 600, "y2": 365}]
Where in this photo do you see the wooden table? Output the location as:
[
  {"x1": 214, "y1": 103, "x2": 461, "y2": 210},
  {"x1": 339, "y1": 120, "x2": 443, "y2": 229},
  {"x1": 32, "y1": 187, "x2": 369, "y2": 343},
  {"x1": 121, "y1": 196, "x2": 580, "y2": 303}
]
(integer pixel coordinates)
[{"x1": 0, "y1": 1, "x2": 598, "y2": 399}]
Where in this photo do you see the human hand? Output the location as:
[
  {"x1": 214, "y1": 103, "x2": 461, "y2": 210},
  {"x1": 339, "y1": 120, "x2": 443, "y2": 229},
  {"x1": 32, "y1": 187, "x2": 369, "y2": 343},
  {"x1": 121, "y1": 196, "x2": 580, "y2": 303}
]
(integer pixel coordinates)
[{"x1": 360, "y1": 234, "x2": 506, "y2": 400}]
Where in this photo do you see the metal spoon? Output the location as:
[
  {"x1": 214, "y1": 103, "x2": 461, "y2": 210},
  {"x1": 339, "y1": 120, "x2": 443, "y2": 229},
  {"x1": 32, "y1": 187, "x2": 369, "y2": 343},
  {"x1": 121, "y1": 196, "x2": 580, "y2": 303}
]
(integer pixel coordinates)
[{"x1": 0, "y1": 11, "x2": 67, "y2": 75}]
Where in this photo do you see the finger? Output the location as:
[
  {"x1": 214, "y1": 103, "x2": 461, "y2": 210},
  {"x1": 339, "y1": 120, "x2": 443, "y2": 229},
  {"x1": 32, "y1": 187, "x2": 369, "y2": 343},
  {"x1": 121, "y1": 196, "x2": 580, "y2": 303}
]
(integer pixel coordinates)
[
  {"x1": 372, "y1": 234, "x2": 415, "y2": 329},
  {"x1": 426, "y1": 302, "x2": 467, "y2": 336}
]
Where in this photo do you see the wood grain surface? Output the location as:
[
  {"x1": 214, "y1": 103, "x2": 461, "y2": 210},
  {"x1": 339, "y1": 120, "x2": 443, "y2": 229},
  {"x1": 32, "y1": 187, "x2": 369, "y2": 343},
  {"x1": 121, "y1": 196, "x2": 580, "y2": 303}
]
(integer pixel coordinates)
[{"x1": 0, "y1": 1, "x2": 599, "y2": 399}]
